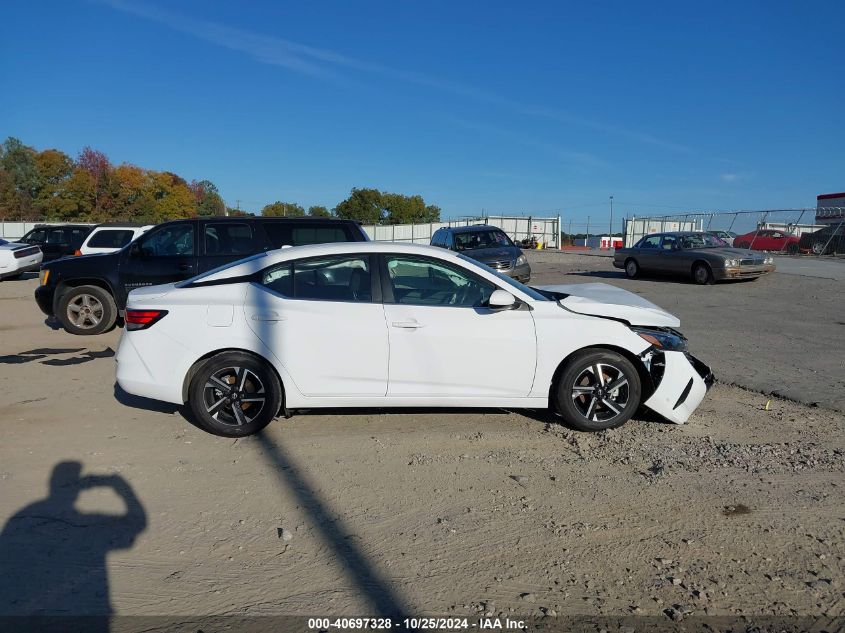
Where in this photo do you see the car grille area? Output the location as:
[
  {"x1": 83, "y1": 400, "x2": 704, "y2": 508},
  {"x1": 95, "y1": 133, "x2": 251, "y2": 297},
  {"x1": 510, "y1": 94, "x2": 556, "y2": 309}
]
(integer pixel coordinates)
[
  {"x1": 488, "y1": 260, "x2": 512, "y2": 270},
  {"x1": 740, "y1": 258, "x2": 764, "y2": 266}
]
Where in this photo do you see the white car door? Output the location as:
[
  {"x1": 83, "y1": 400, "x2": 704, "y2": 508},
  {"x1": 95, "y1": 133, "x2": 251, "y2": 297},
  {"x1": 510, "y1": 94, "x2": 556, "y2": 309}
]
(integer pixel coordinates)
[
  {"x1": 244, "y1": 253, "x2": 389, "y2": 397},
  {"x1": 381, "y1": 254, "x2": 537, "y2": 397}
]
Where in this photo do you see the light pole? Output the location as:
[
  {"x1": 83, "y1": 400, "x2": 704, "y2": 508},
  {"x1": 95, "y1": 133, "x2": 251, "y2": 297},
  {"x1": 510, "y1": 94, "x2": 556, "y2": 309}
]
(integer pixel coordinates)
[{"x1": 609, "y1": 195, "x2": 614, "y2": 238}]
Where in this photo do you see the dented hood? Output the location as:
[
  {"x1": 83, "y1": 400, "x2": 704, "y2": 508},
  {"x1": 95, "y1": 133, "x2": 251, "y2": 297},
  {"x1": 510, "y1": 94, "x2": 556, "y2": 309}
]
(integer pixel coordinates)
[{"x1": 535, "y1": 282, "x2": 680, "y2": 327}]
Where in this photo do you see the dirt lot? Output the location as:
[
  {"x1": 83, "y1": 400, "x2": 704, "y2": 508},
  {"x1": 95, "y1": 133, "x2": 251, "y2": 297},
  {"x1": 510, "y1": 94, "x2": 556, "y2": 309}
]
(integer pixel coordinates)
[{"x1": 0, "y1": 257, "x2": 843, "y2": 625}]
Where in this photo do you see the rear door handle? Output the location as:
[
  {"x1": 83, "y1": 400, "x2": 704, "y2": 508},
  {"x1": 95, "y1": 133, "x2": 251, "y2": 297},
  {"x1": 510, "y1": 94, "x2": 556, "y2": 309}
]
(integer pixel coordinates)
[
  {"x1": 252, "y1": 312, "x2": 286, "y2": 322},
  {"x1": 391, "y1": 320, "x2": 424, "y2": 329}
]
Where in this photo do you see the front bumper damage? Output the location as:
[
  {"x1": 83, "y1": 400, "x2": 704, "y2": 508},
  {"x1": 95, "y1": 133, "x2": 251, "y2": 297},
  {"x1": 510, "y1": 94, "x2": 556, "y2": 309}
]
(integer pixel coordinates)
[{"x1": 643, "y1": 350, "x2": 714, "y2": 424}]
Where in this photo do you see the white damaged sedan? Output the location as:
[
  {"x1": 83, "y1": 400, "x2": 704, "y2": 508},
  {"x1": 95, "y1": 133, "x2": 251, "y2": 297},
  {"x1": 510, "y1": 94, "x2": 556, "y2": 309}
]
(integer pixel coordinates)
[
  {"x1": 0, "y1": 238, "x2": 43, "y2": 280},
  {"x1": 116, "y1": 242, "x2": 713, "y2": 437}
]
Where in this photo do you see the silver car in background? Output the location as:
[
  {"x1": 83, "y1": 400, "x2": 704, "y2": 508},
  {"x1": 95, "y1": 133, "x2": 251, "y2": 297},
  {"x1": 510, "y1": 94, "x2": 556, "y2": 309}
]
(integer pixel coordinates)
[
  {"x1": 431, "y1": 225, "x2": 531, "y2": 282},
  {"x1": 614, "y1": 231, "x2": 775, "y2": 284}
]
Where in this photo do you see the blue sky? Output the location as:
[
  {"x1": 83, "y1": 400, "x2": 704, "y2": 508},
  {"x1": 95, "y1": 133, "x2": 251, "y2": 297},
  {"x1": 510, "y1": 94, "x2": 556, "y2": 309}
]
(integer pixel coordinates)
[{"x1": 2, "y1": 0, "x2": 843, "y2": 223}]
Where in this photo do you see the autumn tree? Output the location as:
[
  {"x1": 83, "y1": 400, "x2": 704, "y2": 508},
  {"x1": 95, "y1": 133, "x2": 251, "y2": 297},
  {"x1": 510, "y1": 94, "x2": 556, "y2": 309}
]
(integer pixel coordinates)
[
  {"x1": 190, "y1": 179, "x2": 226, "y2": 216},
  {"x1": 261, "y1": 201, "x2": 305, "y2": 217}
]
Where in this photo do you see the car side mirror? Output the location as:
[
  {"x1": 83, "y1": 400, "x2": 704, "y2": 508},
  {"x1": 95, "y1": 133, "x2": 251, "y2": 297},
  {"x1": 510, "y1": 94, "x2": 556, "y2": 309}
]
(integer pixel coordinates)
[
  {"x1": 489, "y1": 289, "x2": 517, "y2": 309},
  {"x1": 129, "y1": 242, "x2": 143, "y2": 258}
]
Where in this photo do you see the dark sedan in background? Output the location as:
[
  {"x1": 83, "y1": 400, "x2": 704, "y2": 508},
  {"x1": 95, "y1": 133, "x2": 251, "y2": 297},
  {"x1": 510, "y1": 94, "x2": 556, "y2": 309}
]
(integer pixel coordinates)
[
  {"x1": 799, "y1": 224, "x2": 844, "y2": 255},
  {"x1": 614, "y1": 231, "x2": 776, "y2": 284}
]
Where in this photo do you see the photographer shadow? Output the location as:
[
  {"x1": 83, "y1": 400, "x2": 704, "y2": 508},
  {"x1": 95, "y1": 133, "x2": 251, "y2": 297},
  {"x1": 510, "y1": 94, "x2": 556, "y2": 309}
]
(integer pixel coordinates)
[{"x1": 0, "y1": 461, "x2": 146, "y2": 630}]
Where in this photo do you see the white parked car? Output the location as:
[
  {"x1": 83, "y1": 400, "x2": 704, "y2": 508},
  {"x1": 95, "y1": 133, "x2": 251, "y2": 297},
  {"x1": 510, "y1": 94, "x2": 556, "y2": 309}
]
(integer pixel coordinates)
[
  {"x1": 77, "y1": 224, "x2": 153, "y2": 255},
  {"x1": 116, "y1": 242, "x2": 713, "y2": 437},
  {"x1": 0, "y1": 238, "x2": 43, "y2": 280}
]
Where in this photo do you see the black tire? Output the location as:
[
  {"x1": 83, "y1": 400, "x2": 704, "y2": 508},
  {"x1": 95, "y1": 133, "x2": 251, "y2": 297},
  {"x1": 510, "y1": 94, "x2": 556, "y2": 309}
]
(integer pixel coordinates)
[
  {"x1": 786, "y1": 242, "x2": 799, "y2": 255},
  {"x1": 554, "y1": 349, "x2": 642, "y2": 431},
  {"x1": 811, "y1": 242, "x2": 826, "y2": 255},
  {"x1": 692, "y1": 262, "x2": 713, "y2": 285},
  {"x1": 624, "y1": 258, "x2": 639, "y2": 279},
  {"x1": 57, "y1": 285, "x2": 117, "y2": 335},
  {"x1": 188, "y1": 351, "x2": 282, "y2": 437}
]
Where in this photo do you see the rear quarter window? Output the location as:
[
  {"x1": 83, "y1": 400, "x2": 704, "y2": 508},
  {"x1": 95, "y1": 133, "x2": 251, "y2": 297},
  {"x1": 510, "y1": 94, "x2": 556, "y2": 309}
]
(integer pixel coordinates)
[
  {"x1": 263, "y1": 223, "x2": 353, "y2": 248},
  {"x1": 87, "y1": 229, "x2": 136, "y2": 249}
]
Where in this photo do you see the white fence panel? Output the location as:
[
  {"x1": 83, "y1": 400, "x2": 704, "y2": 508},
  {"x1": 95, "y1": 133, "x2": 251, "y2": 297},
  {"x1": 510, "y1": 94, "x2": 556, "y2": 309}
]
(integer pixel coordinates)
[{"x1": 363, "y1": 216, "x2": 560, "y2": 248}]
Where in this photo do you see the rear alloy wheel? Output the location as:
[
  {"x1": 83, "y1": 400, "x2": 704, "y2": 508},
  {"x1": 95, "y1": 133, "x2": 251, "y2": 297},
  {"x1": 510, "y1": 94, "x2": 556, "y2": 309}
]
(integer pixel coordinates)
[
  {"x1": 57, "y1": 285, "x2": 117, "y2": 335},
  {"x1": 189, "y1": 352, "x2": 282, "y2": 437},
  {"x1": 692, "y1": 262, "x2": 713, "y2": 285},
  {"x1": 624, "y1": 258, "x2": 639, "y2": 279},
  {"x1": 554, "y1": 350, "x2": 641, "y2": 431},
  {"x1": 811, "y1": 242, "x2": 826, "y2": 255}
]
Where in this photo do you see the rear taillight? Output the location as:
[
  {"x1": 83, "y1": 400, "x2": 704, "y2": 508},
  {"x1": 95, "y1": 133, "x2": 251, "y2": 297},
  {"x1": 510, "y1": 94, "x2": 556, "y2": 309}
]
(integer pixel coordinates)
[
  {"x1": 14, "y1": 246, "x2": 40, "y2": 259},
  {"x1": 74, "y1": 249, "x2": 82, "y2": 256},
  {"x1": 125, "y1": 309, "x2": 168, "y2": 331}
]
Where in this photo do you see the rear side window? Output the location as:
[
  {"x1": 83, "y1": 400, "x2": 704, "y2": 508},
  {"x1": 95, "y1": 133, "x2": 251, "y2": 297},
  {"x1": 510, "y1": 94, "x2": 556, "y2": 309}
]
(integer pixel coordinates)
[
  {"x1": 263, "y1": 222, "x2": 352, "y2": 248},
  {"x1": 138, "y1": 224, "x2": 195, "y2": 256},
  {"x1": 205, "y1": 223, "x2": 255, "y2": 255},
  {"x1": 46, "y1": 228, "x2": 68, "y2": 244},
  {"x1": 260, "y1": 255, "x2": 372, "y2": 302},
  {"x1": 87, "y1": 229, "x2": 136, "y2": 249},
  {"x1": 637, "y1": 236, "x2": 661, "y2": 249}
]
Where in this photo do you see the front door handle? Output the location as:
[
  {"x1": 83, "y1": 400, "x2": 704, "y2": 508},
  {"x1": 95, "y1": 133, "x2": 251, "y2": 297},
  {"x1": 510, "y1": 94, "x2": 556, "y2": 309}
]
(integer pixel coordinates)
[
  {"x1": 391, "y1": 320, "x2": 425, "y2": 329},
  {"x1": 252, "y1": 312, "x2": 286, "y2": 322}
]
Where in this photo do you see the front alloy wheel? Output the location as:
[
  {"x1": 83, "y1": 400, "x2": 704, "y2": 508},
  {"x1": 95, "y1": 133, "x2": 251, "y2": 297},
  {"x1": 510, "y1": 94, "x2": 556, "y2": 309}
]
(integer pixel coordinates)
[
  {"x1": 189, "y1": 352, "x2": 282, "y2": 437},
  {"x1": 624, "y1": 259, "x2": 639, "y2": 279},
  {"x1": 555, "y1": 350, "x2": 641, "y2": 431}
]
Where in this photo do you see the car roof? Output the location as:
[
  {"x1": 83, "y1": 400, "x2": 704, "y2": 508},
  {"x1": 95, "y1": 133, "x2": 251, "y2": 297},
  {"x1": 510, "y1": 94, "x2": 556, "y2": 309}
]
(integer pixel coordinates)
[
  {"x1": 191, "y1": 241, "x2": 473, "y2": 284},
  {"x1": 158, "y1": 216, "x2": 361, "y2": 225},
  {"x1": 446, "y1": 224, "x2": 504, "y2": 234},
  {"x1": 641, "y1": 231, "x2": 712, "y2": 239}
]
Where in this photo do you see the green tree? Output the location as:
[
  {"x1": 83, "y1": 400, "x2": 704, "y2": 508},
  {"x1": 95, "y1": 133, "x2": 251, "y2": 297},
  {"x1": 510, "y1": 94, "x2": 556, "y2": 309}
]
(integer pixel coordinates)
[
  {"x1": 333, "y1": 188, "x2": 385, "y2": 224},
  {"x1": 0, "y1": 137, "x2": 39, "y2": 219},
  {"x1": 33, "y1": 149, "x2": 74, "y2": 218},
  {"x1": 382, "y1": 193, "x2": 440, "y2": 224},
  {"x1": 261, "y1": 201, "x2": 305, "y2": 217},
  {"x1": 307, "y1": 205, "x2": 331, "y2": 217}
]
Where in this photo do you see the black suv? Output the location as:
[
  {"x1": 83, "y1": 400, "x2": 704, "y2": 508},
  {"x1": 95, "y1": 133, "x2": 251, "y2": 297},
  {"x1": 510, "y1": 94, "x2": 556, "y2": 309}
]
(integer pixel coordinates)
[
  {"x1": 35, "y1": 216, "x2": 368, "y2": 335},
  {"x1": 19, "y1": 224, "x2": 94, "y2": 261},
  {"x1": 431, "y1": 225, "x2": 530, "y2": 282}
]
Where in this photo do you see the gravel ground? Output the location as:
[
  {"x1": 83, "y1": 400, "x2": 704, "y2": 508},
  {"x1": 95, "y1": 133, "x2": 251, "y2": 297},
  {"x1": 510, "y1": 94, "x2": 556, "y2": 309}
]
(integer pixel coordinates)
[{"x1": 0, "y1": 267, "x2": 843, "y2": 625}]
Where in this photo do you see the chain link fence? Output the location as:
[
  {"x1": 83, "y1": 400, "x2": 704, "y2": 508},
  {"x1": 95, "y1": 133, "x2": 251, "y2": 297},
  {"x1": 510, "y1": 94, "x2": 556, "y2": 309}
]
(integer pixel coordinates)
[{"x1": 623, "y1": 208, "x2": 845, "y2": 255}]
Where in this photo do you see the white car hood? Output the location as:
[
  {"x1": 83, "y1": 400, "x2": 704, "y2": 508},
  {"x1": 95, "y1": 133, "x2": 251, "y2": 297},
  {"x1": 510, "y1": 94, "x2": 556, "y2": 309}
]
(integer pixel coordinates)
[{"x1": 536, "y1": 282, "x2": 680, "y2": 327}]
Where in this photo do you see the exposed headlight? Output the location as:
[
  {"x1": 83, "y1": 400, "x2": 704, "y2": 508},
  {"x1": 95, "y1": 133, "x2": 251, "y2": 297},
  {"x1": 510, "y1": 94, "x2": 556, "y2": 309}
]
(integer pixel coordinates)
[
  {"x1": 724, "y1": 259, "x2": 739, "y2": 267},
  {"x1": 515, "y1": 254, "x2": 527, "y2": 266},
  {"x1": 631, "y1": 327, "x2": 688, "y2": 351},
  {"x1": 39, "y1": 269, "x2": 49, "y2": 286}
]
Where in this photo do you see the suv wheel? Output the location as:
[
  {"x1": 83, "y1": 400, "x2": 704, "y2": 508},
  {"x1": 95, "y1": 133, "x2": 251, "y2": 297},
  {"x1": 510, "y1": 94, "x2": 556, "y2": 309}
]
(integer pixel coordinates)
[
  {"x1": 57, "y1": 285, "x2": 117, "y2": 335},
  {"x1": 188, "y1": 352, "x2": 282, "y2": 437}
]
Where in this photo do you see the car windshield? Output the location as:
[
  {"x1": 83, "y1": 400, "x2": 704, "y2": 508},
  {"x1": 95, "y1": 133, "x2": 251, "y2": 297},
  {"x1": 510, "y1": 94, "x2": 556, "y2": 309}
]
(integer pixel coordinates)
[
  {"x1": 456, "y1": 253, "x2": 549, "y2": 301},
  {"x1": 680, "y1": 233, "x2": 728, "y2": 249},
  {"x1": 453, "y1": 229, "x2": 513, "y2": 251}
]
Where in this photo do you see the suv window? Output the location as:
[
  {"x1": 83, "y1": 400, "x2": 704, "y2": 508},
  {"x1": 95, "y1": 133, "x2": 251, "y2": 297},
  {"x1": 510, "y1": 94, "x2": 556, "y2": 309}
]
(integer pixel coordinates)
[
  {"x1": 24, "y1": 229, "x2": 46, "y2": 244},
  {"x1": 205, "y1": 223, "x2": 255, "y2": 255},
  {"x1": 261, "y1": 255, "x2": 372, "y2": 302},
  {"x1": 638, "y1": 236, "x2": 661, "y2": 249},
  {"x1": 137, "y1": 224, "x2": 194, "y2": 257},
  {"x1": 46, "y1": 228, "x2": 68, "y2": 244},
  {"x1": 87, "y1": 229, "x2": 136, "y2": 249},
  {"x1": 385, "y1": 255, "x2": 495, "y2": 307},
  {"x1": 263, "y1": 222, "x2": 351, "y2": 248},
  {"x1": 453, "y1": 229, "x2": 513, "y2": 251},
  {"x1": 69, "y1": 228, "x2": 89, "y2": 245}
]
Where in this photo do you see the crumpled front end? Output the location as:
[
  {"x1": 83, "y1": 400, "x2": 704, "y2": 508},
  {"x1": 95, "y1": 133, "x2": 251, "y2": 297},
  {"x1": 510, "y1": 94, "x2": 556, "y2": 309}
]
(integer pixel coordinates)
[{"x1": 643, "y1": 350, "x2": 714, "y2": 424}]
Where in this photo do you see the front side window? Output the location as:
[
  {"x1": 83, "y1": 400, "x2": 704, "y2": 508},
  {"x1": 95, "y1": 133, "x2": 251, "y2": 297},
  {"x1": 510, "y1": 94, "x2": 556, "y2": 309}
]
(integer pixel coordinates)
[
  {"x1": 205, "y1": 223, "x2": 255, "y2": 255},
  {"x1": 23, "y1": 229, "x2": 46, "y2": 244},
  {"x1": 385, "y1": 256, "x2": 495, "y2": 307},
  {"x1": 661, "y1": 236, "x2": 678, "y2": 250},
  {"x1": 261, "y1": 255, "x2": 372, "y2": 302},
  {"x1": 137, "y1": 224, "x2": 194, "y2": 257},
  {"x1": 88, "y1": 229, "x2": 135, "y2": 249}
]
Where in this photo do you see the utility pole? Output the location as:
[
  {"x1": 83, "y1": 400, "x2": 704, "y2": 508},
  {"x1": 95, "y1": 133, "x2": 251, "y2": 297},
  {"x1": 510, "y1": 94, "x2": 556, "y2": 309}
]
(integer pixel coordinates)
[
  {"x1": 609, "y1": 195, "x2": 614, "y2": 237},
  {"x1": 586, "y1": 215, "x2": 590, "y2": 246}
]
